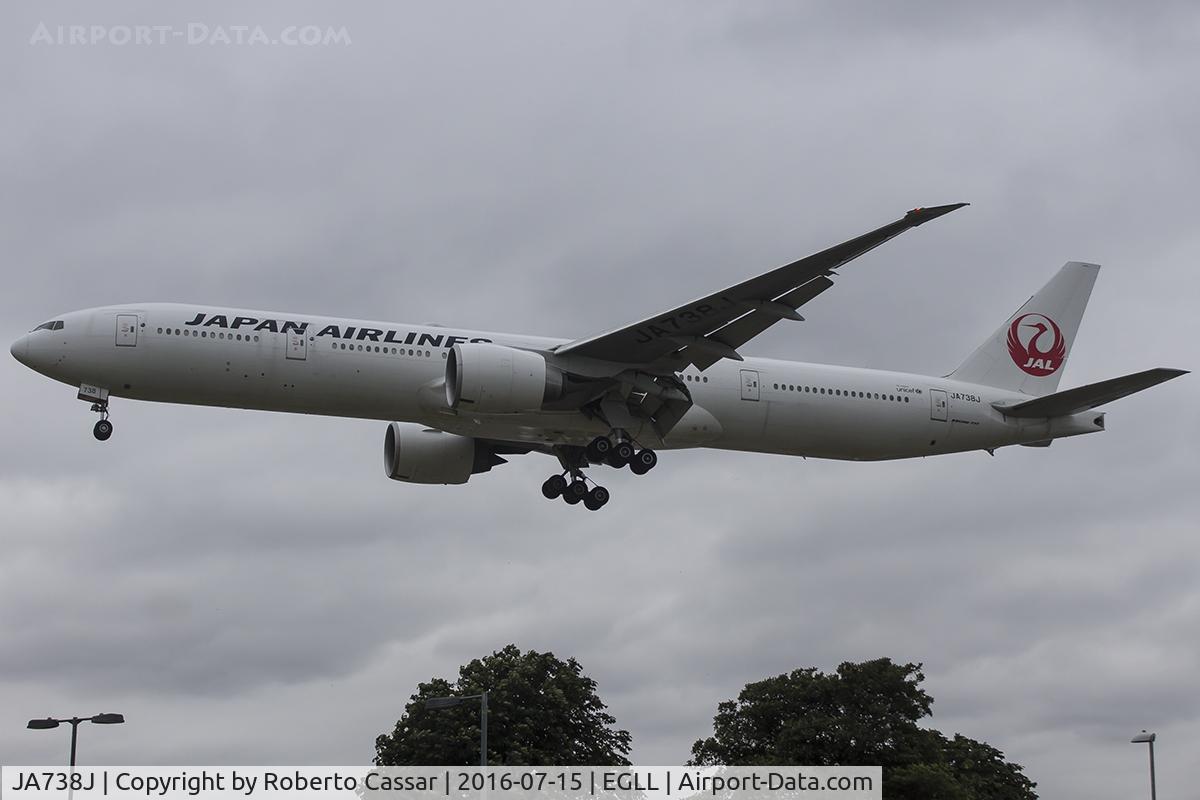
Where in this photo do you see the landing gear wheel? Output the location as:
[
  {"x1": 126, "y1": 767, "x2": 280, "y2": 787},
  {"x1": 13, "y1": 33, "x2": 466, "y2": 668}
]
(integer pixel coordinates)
[
  {"x1": 585, "y1": 436, "x2": 612, "y2": 462},
  {"x1": 93, "y1": 419, "x2": 113, "y2": 441},
  {"x1": 563, "y1": 479, "x2": 588, "y2": 505},
  {"x1": 541, "y1": 474, "x2": 567, "y2": 499},
  {"x1": 629, "y1": 449, "x2": 657, "y2": 475},
  {"x1": 606, "y1": 440, "x2": 634, "y2": 468},
  {"x1": 583, "y1": 486, "x2": 610, "y2": 511}
]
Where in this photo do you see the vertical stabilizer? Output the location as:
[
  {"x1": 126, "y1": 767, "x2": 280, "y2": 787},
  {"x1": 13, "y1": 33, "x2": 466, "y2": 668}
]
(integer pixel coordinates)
[{"x1": 950, "y1": 262, "x2": 1099, "y2": 395}]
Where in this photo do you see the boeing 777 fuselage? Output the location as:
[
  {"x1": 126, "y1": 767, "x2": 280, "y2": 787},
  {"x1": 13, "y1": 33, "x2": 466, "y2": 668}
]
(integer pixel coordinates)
[{"x1": 11, "y1": 205, "x2": 1185, "y2": 509}]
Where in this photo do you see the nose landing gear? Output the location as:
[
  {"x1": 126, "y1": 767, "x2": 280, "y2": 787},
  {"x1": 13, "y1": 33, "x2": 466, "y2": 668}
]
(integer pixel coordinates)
[
  {"x1": 78, "y1": 384, "x2": 114, "y2": 442},
  {"x1": 91, "y1": 402, "x2": 113, "y2": 441}
]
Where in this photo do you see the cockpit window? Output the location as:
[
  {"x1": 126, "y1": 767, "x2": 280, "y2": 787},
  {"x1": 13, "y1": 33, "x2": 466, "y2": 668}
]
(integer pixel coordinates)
[{"x1": 32, "y1": 320, "x2": 64, "y2": 332}]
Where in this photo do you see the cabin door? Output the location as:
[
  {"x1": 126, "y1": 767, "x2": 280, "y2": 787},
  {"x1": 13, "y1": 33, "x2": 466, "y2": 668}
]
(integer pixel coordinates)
[
  {"x1": 930, "y1": 389, "x2": 948, "y2": 421},
  {"x1": 115, "y1": 314, "x2": 139, "y2": 347},
  {"x1": 286, "y1": 330, "x2": 307, "y2": 360},
  {"x1": 739, "y1": 369, "x2": 760, "y2": 401}
]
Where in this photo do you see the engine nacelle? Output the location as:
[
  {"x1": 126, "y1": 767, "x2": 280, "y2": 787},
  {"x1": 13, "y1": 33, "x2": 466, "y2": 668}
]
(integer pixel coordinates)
[
  {"x1": 445, "y1": 342, "x2": 563, "y2": 413},
  {"x1": 383, "y1": 422, "x2": 479, "y2": 485}
]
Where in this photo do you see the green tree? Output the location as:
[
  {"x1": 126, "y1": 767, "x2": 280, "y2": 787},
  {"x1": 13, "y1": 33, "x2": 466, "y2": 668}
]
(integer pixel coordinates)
[
  {"x1": 689, "y1": 658, "x2": 1036, "y2": 800},
  {"x1": 940, "y1": 733, "x2": 1037, "y2": 800},
  {"x1": 375, "y1": 645, "x2": 631, "y2": 766}
]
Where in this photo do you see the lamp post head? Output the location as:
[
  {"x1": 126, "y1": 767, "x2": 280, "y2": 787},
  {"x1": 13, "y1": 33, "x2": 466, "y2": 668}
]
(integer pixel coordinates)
[
  {"x1": 425, "y1": 697, "x2": 465, "y2": 710},
  {"x1": 27, "y1": 718, "x2": 60, "y2": 730},
  {"x1": 1131, "y1": 730, "x2": 1156, "y2": 744},
  {"x1": 91, "y1": 713, "x2": 124, "y2": 725}
]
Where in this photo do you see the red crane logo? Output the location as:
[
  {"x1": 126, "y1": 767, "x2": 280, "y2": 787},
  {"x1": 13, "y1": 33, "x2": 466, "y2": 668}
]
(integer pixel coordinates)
[{"x1": 1007, "y1": 313, "x2": 1066, "y2": 376}]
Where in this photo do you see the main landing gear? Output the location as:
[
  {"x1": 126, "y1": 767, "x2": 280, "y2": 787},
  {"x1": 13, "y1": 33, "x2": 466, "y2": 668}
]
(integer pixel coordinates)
[
  {"x1": 585, "y1": 434, "x2": 657, "y2": 475},
  {"x1": 91, "y1": 402, "x2": 113, "y2": 441},
  {"x1": 540, "y1": 434, "x2": 658, "y2": 511},
  {"x1": 541, "y1": 472, "x2": 610, "y2": 511}
]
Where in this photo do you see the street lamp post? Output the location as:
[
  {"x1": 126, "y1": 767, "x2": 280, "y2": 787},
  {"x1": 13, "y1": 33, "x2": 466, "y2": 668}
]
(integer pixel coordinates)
[
  {"x1": 27, "y1": 713, "x2": 125, "y2": 767},
  {"x1": 1130, "y1": 730, "x2": 1156, "y2": 800},
  {"x1": 426, "y1": 691, "x2": 489, "y2": 766}
]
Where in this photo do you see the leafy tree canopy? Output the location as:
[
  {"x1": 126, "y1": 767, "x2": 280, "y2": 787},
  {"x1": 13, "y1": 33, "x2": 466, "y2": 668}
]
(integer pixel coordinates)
[
  {"x1": 689, "y1": 658, "x2": 1036, "y2": 800},
  {"x1": 375, "y1": 645, "x2": 631, "y2": 766}
]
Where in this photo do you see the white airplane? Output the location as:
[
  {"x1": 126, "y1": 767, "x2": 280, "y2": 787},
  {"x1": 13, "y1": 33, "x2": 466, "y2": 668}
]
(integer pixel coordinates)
[{"x1": 11, "y1": 204, "x2": 1186, "y2": 510}]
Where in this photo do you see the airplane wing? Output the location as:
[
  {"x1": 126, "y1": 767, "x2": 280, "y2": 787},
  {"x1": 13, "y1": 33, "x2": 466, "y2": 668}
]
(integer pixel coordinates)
[{"x1": 554, "y1": 203, "x2": 968, "y2": 371}]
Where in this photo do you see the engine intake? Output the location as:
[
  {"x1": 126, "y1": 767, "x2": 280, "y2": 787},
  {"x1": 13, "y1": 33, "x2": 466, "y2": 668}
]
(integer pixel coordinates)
[
  {"x1": 383, "y1": 422, "x2": 500, "y2": 484},
  {"x1": 445, "y1": 342, "x2": 563, "y2": 413}
]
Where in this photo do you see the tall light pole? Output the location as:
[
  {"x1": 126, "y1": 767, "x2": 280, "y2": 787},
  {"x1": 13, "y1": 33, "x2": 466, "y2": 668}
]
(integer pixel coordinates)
[
  {"x1": 27, "y1": 713, "x2": 125, "y2": 767},
  {"x1": 426, "y1": 691, "x2": 489, "y2": 766},
  {"x1": 1130, "y1": 730, "x2": 1156, "y2": 800}
]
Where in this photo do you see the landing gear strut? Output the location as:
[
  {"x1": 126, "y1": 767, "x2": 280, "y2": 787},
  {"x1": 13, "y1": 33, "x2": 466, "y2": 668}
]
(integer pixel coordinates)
[{"x1": 91, "y1": 402, "x2": 113, "y2": 441}]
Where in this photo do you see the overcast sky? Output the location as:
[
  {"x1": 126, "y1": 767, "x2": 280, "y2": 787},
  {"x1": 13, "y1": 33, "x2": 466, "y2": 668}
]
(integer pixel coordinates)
[{"x1": 2, "y1": 2, "x2": 1198, "y2": 797}]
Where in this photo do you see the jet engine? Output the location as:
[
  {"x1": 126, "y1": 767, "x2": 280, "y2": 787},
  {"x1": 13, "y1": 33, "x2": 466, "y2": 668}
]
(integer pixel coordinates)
[
  {"x1": 445, "y1": 342, "x2": 564, "y2": 413},
  {"x1": 383, "y1": 422, "x2": 503, "y2": 484}
]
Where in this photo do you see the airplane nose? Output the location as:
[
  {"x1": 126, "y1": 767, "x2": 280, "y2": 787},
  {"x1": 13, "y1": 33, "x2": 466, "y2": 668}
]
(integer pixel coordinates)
[{"x1": 10, "y1": 334, "x2": 28, "y2": 366}]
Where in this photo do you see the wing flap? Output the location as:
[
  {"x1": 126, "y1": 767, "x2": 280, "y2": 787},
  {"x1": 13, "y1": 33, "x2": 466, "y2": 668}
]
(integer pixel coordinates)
[{"x1": 992, "y1": 367, "x2": 1187, "y2": 418}]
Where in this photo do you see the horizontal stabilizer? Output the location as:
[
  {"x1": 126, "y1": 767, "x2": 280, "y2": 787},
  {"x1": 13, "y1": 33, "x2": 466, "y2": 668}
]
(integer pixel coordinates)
[{"x1": 993, "y1": 368, "x2": 1187, "y2": 418}]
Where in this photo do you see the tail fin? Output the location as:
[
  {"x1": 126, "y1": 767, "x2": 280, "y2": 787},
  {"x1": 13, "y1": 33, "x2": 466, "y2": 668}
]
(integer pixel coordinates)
[{"x1": 950, "y1": 261, "x2": 1099, "y2": 395}]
